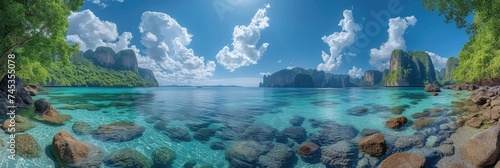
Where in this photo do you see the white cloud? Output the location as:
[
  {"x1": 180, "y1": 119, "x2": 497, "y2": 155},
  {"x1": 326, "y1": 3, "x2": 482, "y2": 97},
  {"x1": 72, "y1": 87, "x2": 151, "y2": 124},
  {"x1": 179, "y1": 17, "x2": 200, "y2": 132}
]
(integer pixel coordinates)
[
  {"x1": 369, "y1": 16, "x2": 417, "y2": 70},
  {"x1": 139, "y1": 11, "x2": 216, "y2": 84},
  {"x1": 287, "y1": 66, "x2": 295, "y2": 70},
  {"x1": 216, "y1": 5, "x2": 270, "y2": 72},
  {"x1": 348, "y1": 66, "x2": 363, "y2": 79},
  {"x1": 425, "y1": 51, "x2": 448, "y2": 70},
  {"x1": 277, "y1": 60, "x2": 282, "y2": 63},
  {"x1": 66, "y1": 9, "x2": 134, "y2": 52},
  {"x1": 89, "y1": 0, "x2": 124, "y2": 8},
  {"x1": 317, "y1": 10, "x2": 361, "y2": 72},
  {"x1": 259, "y1": 72, "x2": 271, "y2": 76}
]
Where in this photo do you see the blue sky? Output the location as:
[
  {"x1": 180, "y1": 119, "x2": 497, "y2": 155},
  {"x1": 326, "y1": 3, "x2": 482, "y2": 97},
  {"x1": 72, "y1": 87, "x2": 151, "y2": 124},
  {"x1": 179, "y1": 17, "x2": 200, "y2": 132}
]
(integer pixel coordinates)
[{"x1": 66, "y1": 0, "x2": 469, "y2": 86}]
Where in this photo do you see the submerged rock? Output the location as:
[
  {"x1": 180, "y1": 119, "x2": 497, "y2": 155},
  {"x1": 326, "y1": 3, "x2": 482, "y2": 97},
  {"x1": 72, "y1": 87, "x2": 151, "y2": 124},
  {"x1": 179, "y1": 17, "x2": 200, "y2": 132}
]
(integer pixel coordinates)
[
  {"x1": 34, "y1": 107, "x2": 72, "y2": 125},
  {"x1": 380, "y1": 152, "x2": 426, "y2": 168},
  {"x1": 297, "y1": 142, "x2": 321, "y2": 163},
  {"x1": 283, "y1": 126, "x2": 307, "y2": 143},
  {"x1": 289, "y1": 116, "x2": 305, "y2": 126},
  {"x1": 258, "y1": 143, "x2": 297, "y2": 168},
  {"x1": 163, "y1": 126, "x2": 192, "y2": 142},
  {"x1": 394, "y1": 134, "x2": 425, "y2": 151},
  {"x1": 15, "y1": 133, "x2": 41, "y2": 159},
  {"x1": 240, "y1": 125, "x2": 277, "y2": 143},
  {"x1": 151, "y1": 147, "x2": 177, "y2": 168},
  {"x1": 412, "y1": 117, "x2": 434, "y2": 130},
  {"x1": 193, "y1": 128, "x2": 217, "y2": 142},
  {"x1": 185, "y1": 121, "x2": 211, "y2": 131},
  {"x1": 360, "y1": 129, "x2": 381, "y2": 137},
  {"x1": 321, "y1": 140, "x2": 358, "y2": 167},
  {"x1": 94, "y1": 121, "x2": 145, "y2": 142},
  {"x1": 347, "y1": 106, "x2": 369, "y2": 116},
  {"x1": 464, "y1": 125, "x2": 500, "y2": 167},
  {"x1": 386, "y1": 116, "x2": 408, "y2": 129},
  {"x1": 310, "y1": 122, "x2": 358, "y2": 146},
  {"x1": 2, "y1": 115, "x2": 35, "y2": 133},
  {"x1": 210, "y1": 141, "x2": 226, "y2": 150},
  {"x1": 52, "y1": 130, "x2": 102, "y2": 168},
  {"x1": 103, "y1": 148, "x2": 152, "y2": 168},
  {"x1": 358, "y1": 133, "x2": 386, "y2": 156},
  {"x1": 225, "y1": 141, "x2": 268, "y2": 168},
  {"x1": 72, "y1": 121, "x2": 94, "y2": 135},
  {"x1": 391, "y1": 105, "x2": 410, "y2": 115}
]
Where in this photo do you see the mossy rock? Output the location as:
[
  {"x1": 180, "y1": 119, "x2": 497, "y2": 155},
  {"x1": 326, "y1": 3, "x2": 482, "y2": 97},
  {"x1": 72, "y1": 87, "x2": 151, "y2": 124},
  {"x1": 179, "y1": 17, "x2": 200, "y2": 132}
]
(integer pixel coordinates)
[
  {"x1": 72, "y1": 121, "x2": 94, "y2": 135},
  {"x1": 34, "y1": 114, "x2": 72, "y2": 126},
  {"x1": 2, "y1": 115, "x2": 36, "y2": 133},
  {"x1": 151, "y1": 147, "x2": 177, "y2": 168},
  {"x1": 391, "y1": 105, "x2": 410, "y2": 115},
  {"x1": 15, "y1": 133, "x2": 41, "y2": 159},
  {"x1": 103, "y1": 148, "x2": 152, "y2": 168}
]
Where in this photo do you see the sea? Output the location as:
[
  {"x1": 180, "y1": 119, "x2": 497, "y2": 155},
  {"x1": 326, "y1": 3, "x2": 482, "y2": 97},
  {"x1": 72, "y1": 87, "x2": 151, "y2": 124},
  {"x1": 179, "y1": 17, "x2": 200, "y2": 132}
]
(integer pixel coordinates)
[{"x1": 0, "y1": 87, "x2": 469, "y2": 167}]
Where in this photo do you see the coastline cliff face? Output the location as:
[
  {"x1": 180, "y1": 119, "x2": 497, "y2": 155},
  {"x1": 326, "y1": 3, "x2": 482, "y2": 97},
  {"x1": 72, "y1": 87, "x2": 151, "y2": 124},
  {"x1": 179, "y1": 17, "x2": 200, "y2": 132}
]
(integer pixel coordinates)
[
  {"x1": 364, "y1": 70, "x2": 384, "y2": 86},
  {"x1": 444, "y1": 57, "x2": 459, "y2": 83},
  {"x1": 138, "y1": 68, "x2": 159, "y2": 87},
  {"x1": 260, "y1": 67, "x2": 352, "y2": 88},
  {"x1": 385, "y1": 49, "x2": 438, "y2": 86}
]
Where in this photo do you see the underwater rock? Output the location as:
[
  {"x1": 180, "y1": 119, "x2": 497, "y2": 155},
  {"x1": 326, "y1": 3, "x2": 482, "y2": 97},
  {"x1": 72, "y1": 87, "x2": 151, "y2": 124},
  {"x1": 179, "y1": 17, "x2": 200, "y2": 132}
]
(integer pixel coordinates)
[
  {"x1": 240, "y1": 125, "x2": 277, "y2": 143},
  {"x1": 386, "y1": 116, "x2": 408, "y2": 129},
  {"x1": 151, "y1": 147, "x2": 177, "y2": 168},
  {"x1": 162, "y1": 126, "x2": 192, "y2": 142},
  {"x1": 194, "y1": 128, "x2": 217, "y2": 142},
  {"x1": 380, "y1": 152, "x2": 426, "y2": 168},
  {"x1": 321, "y1": 140, "x2": 358, "y2": 167},
  {"x1": 297, "y1": 142, "x2": 321, "y2": 163},
  {"x1": 394, "y1": 134, "x2": 425, "y2": 151},
  {"x1": 289, "y1": 115, "x2": 305, "y2": 126},
  {"x1": 358, "y1": 133, "x2": 386, "y2": 156},
  {"x1": 103, "y1": 148, "x2": 152, "y2": 168},
  {"x1": 412, "y1": 117, "x2": 434, "y2": 130},
  {"x1": 391, "y1": 105, "x2": 410, "y2": 115},
  {"x1": 347, "y1": 106, "x2": 369, "y2": 116},
  {"x1": 72, "y1": 121, "x2": 94, "y2": 135},
  {"x1": 34, "y1": 107, "x2": 72, "y2": 125},
  {"x1": 210, "y1": 141, "x2": 226, "y2": 150},
  {"x1": 411, "y1": 111, "x2": 429, "y2": 119},
  {"x1": 258, "y1": 143, "x2": 297, "y2": 168},
  {"x1": 464, "y1": 125, "x2": 500, "y2": 167},
  {"x1": 274, "y1": 131, "x2": 288, "y2": 143},
  {"x1": 360, "y1": 129, "x2": 381, "y2": 137},
  {"x1": 183, "y1": 160, "x2": 197, "y2": 168},
  {"x1": 94, "y1": 121, "x2": 145, "y2": 142},
  {"x1": 283, "y1": 126, "x2": 307, "y2": 143},
  {"x1": 186, "y1": 121, "x2": 211, "y2": 131},
  {"x1": 371, "y1": 104, "x2": 391, "y2": 113},
  {"x1": 34, "y1": 98, "x2": 51, "y2": 112},
  {"x1": 308, "y1": 119, "x2": 322, "y2": 128},
  {"x1": 52, "y1": 130, "x2": 102, "y2": 168},
  {"x1": 59, "y1": 104, "x2": 101, "y2": 111},
  {"x1": 225, "y1": 141, "x2": 268, "y2": 168},
  {"x1": 2, "y1": 115, "x2": 35, "y2": 133},
  {"x1": 310, "y1": 122, "x2": 358, "y2": 146},
  {"x1": 15, "y1": 133, "x2": 41, "y2": 159}
]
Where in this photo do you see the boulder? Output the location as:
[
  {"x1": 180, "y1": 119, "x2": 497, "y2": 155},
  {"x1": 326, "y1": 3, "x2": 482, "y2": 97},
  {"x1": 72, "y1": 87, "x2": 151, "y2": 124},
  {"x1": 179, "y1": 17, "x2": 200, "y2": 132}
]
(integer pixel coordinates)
[
  {"x1": 425, "y1": 84, "x2": 441, "y2": 92},
  {"x1": 464, "y1": 125, "x2": 500, "y2": 167},
  {"x1": 289, "y1": 116, "x2": 305, "y2": 126},
  {"x1": 412, "y1": 117, "x2": 434, "y2": 130},
  {"x1": 103, "y1": 148, "x2": 152, "y2": 168},
  {"x1": 347, "y1": 106, "x2": 370, "y2": 116},
  {"x1": 391, "y1": 105, "x2": 410, "y2": 115},
  {"x1": 394, "y1": 134, "x2": 425, "y2": 150},
  {"x1": 380, "y1": 152, "x2": 426, "y2": 168},
  {"x1": 210, "y1": 141, "x2": 226, "y2": 150},
  {"x1": 411, "y1": 111, "x2": 429, "y2": 119},
  {"x1": 185, "y1": 121, "x2": 211, "y2": 131},
  {"x1": 386, "y1": 116, "x2": 408, "y2": 129},
  {"x1": 72, "y1": 121, "x2": 94, "y2": 135},
  {"x1": 466, "y1": 117, "x2": 482, "y2": 128},
  {"x1": 321, "y1": 140, "x2": 358, "y2": 167},
  {"x1": 240, "y1": 125, "x2": 277, "y2": 143},
  {"x1": 52, "y1": 130, "x2": 102, "y2": 168},
  {"x1": 225, "y1": 141, "x2": 268, "y2": 168},
  {"x1": 2, "y1": 115, "x2": 35, "y2": 133},
  {"x1": 310, "y1": 122, "x2": 358, "y2": 146},
  {"x1": 358, "y1": 133, "x2": 386, "y2": 156},
  {"x1": 164, "y1": 127, "x2": 192, "y2": 142},
  {"x1": 33, "y1": 107, "x2": 72, "y2": 125},
  {"x1": 94, "y1": 121, "x2": 145, "y2": 142},
  {"x1": 193, "y1": 128, "x2": 217, "y2": 142},
  {"x1": 34, "y1": 98, "x2": 51, "y2": 112},
  {"x1": 15, "y1": 133, "x2": 41, "y2": 159},
  {"x1": 258, "y1": 143, "x2": 297, "y2": 168},
  {"x1": 297, "y1": 142, "x2": 321, "y2": 163},
  {"x1": 283, "y1": 126, "x2": 307, "y2": 143},
  {"x1": 151, "y1": 147, "x2": 177, "y2": 168}
]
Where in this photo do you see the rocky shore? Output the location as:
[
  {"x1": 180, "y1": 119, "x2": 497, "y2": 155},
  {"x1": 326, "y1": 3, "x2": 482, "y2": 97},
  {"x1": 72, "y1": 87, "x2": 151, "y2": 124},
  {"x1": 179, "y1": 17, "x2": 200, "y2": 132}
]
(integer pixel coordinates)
[{"x1": 2, "y1": 74, "x2": 499, "y2": 167}]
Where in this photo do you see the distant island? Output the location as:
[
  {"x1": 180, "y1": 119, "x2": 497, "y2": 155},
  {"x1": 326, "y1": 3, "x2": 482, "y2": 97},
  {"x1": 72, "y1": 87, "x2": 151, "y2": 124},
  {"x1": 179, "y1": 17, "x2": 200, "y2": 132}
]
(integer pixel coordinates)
[
  {"x1": 260, "y1": 49, "x2": 459, "y2": 88},
  {"x1": 162, "y1": 85, "x2": 242, "y2": 87}
]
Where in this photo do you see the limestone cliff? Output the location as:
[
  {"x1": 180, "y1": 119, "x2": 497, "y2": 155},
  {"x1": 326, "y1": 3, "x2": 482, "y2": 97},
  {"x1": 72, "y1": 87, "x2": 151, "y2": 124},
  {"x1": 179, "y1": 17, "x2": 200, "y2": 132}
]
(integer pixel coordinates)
[
  {"x1": 385, "y1": 49, "x2": 438, "y2": 86},
  {"x1": 260, "y1": 67, "x2": 352, "y2": 88}
]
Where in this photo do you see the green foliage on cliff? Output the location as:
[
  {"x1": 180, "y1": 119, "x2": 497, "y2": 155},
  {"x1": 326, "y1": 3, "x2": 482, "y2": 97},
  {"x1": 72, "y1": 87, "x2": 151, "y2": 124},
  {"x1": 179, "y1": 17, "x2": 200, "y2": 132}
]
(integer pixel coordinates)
[
  {"x1": 45, "y1": 53, "x2": 155, "y2": 87},
  {"x1": 386, "y1": 49, "x2": 438, "y2": 86},
  {"x1": 423, "y1": 0, "x2": 500, "y2": 84}
]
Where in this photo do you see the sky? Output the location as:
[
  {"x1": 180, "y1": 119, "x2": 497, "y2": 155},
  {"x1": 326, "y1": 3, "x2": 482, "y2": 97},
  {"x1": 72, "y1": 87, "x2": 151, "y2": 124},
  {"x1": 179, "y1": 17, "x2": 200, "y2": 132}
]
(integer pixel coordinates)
[{"x1": 66, "y1": 0, "x2": 470, "y2": 87}]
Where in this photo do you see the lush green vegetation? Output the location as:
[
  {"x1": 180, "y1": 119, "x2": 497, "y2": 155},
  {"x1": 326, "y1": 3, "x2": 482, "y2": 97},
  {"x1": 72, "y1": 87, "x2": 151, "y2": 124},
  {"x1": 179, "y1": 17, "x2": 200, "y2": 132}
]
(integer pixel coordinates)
[
  {"x1": 385, "y1": 50, "x2": 438, "y2": 86},
  {"x1": 423, "y1": 0, "x2": 500, "y2": 84},
  {"x1": 1, "y1": 0, "x2": 82, "y2": 77},
  {"x1": 45, "y1": 53, "x2": 155, "y2": 87}
]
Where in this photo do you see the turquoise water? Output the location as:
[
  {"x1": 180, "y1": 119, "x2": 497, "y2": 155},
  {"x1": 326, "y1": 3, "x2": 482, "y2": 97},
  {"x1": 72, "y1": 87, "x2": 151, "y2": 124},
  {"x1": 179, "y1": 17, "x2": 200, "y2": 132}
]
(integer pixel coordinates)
[{"x1": 0, "y1": 87, "x2": 469, "y2": 167}]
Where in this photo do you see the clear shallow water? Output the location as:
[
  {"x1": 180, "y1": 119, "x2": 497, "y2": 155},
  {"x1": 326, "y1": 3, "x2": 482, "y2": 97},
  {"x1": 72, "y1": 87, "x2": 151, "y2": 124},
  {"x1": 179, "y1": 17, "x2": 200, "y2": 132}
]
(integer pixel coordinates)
[{"x1": 0, "y1": 87, "x2": 469, "y2": 168}]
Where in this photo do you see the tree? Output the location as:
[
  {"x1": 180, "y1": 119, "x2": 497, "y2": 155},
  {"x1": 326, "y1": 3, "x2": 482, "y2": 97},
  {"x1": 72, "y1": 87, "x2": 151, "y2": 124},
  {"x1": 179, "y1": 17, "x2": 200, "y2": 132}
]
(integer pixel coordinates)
[{"x1": 0, "y1": 0, "x2": 83, "y2": 77}]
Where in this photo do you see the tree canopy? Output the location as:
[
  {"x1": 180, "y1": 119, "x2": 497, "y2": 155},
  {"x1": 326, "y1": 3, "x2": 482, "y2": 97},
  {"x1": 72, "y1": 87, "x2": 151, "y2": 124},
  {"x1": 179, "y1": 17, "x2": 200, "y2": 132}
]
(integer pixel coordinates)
[{"x1": 0, "y1": 0, "x2": 83, "y2": 77}]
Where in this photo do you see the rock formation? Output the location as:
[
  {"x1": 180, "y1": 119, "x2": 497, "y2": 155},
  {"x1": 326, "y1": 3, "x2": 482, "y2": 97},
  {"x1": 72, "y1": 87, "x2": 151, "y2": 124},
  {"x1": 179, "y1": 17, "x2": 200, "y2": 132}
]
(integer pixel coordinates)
[
  {"x1": 260, "y1": 67, "x2": 353, "y2": 88},
  {"x1": 385, "y1": 49, "x2": 438, "y2": 86}
]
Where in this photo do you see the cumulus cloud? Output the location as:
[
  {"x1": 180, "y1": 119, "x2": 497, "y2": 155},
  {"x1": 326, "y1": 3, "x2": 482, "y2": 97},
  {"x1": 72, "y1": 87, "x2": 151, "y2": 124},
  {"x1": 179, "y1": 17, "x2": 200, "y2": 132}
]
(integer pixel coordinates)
[
  {"x1": 66, "y1": 9, "x2": 133, "y2": 52},
  {"x1": 425, "y1": 51, "x2": 448, "y2": 70},
  {"x1": 216, "y1": 5, "x2": 270, "y2": 72},
  {"x1": 369, "y1": 16, "x2": 417, "y2": 70},
  {"x1": 287, "y1": 66, "x2": 295, "y2": 70},
  {"x1": 259, "y1": 72, "x2": 271, "y2": 76},
  {"x1": 317, "y1": 10, "x2": 361, "y2": 72},
  {"x1": 89, "y1": 0, "x2": 124, "y2": 8},
  {"x1": 348, "y1": 66, "x2": 363, "y2": 79},
  {"x1": 139, "y1": 11, "x2": 216, "y2": 84}
]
